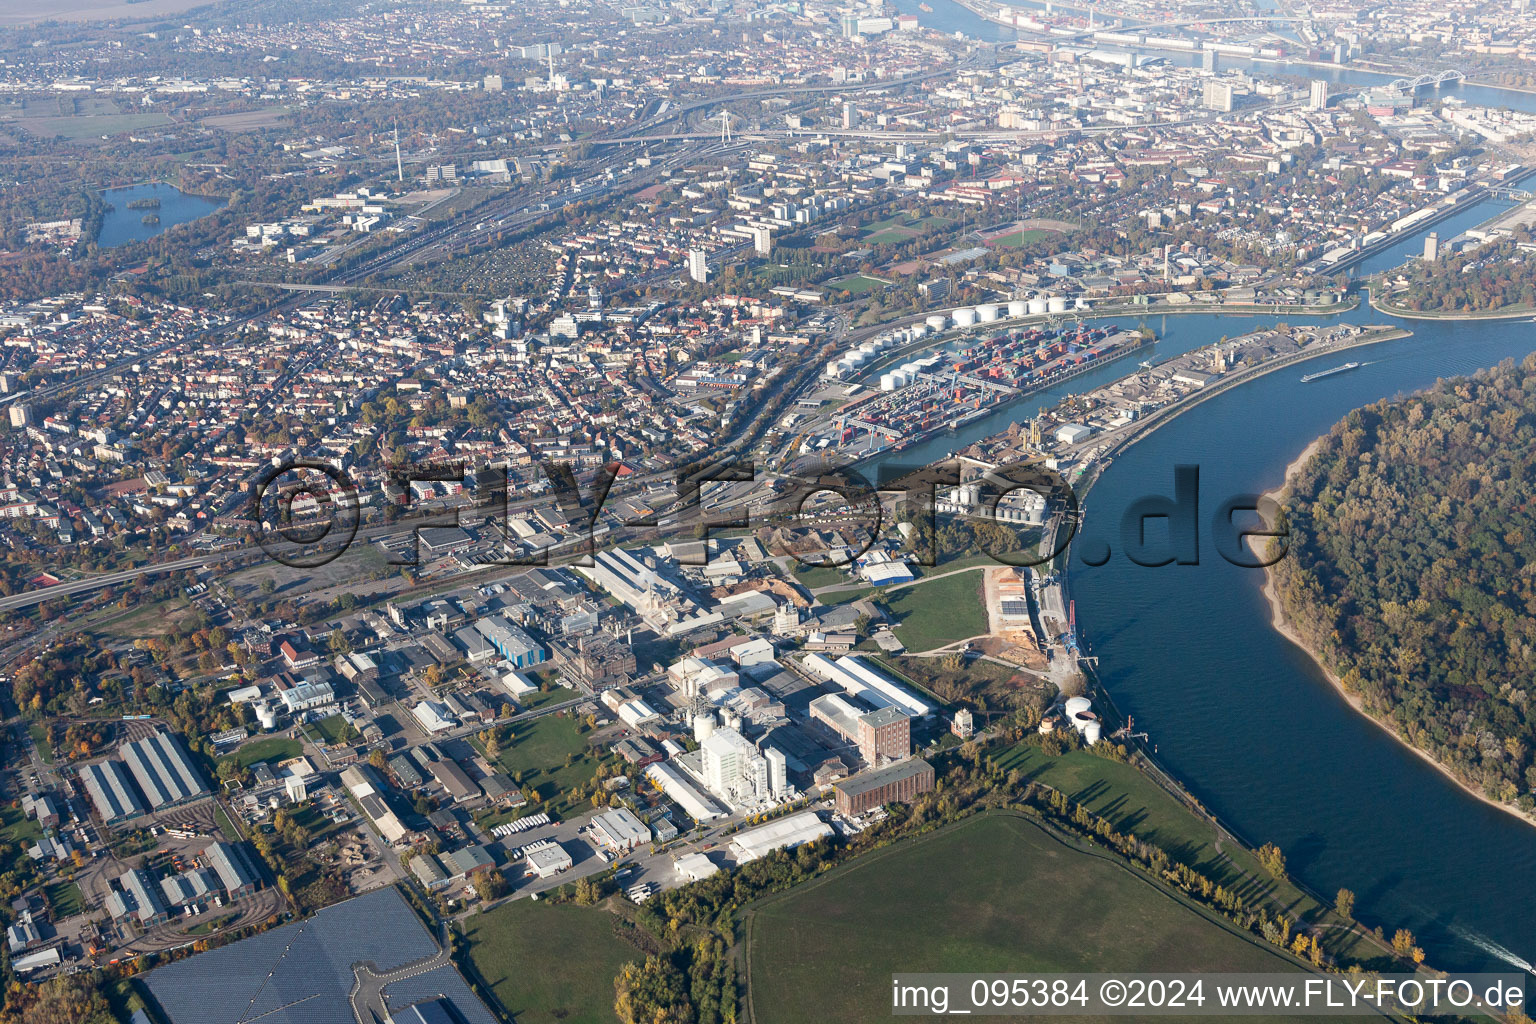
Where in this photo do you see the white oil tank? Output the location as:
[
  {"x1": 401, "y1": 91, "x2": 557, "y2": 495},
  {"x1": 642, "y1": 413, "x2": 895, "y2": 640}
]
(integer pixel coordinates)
[
  {"x1": 1008, "y1": 300, "x2": 1028, "y2": 318},
  {"x1": 693, "y1": 713, "x2": 716, "y2": 743},
  {"x1": 952, "y1": 307, "x2": 978, "y2": 327},
  {"x1": 1083, "y1": 720, "x2": 1102, "y2": 745},
  {"x1": 1064, "y1": 696, "x2": 1092, "y2": 720},
  {"x1": 1027, "y1": 297, "x2": 1049, "y2": 315},
  {"x1": 256, "y1": 704, "x2": 277, "y2": 731},
  {"x1": 1047, "y1": 296, "x2": 1069, "y2": 313},
  {"x1": 976, "y1": 303, "x2": 1000, "y2": 322},
  {"x1": 926, "y1": 314, "x2": 949, "y2": 332},
  {"x1": 880, "y1": 374, "x2": 897, "y2": 391}
]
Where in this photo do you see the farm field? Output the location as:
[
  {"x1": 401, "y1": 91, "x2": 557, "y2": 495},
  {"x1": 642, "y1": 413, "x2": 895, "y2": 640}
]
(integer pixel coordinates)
[
  {"x1": 745, "y1": 812, "x2": 1319, "y2": 1024},
  {"x1": 463, "y1": 898, "x2": 645, "y2": 1024}
]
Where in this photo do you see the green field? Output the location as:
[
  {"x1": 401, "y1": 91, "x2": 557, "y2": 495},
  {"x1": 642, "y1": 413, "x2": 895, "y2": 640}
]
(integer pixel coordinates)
[
  {"x1": 862, "y1": 214, "x2": 952, "y2": 244},
  {"x1": 882, "y1": 569, "x2": 988, "y2": 651},
  {"x1": 989, "y1": 228, "x2": 1058, "y2": 248},
  {"x1": 746, "y1": 813, "x2": 1317, "y2": 1024},
  {"x1": 12, "y1": 113, "x2": 171, "y2": 139},
  {"x1": 305, "y1": 714, "x2": 357, "y2": 746},
  {"x1": 473, "y1": 714, "x2": 601, "y2": 821},
  {"x1": 993, "y1": 746, "x2": 1347, "y2": 934},
  {"x1": 45, "y1": 881, "x2": 84, "y2": 918},
  {"x1": 463, "y1": 899, "x2": 644, "y2": 1024},
  {"x1": 828, "y1": 274, "x2": 890, "y2": 296},
  {"x1": 219, "y1": 736, "x2": 301, "y2": 772},
  {"x1": 27, "y1": 722, "x2": 53, "y2": 764}
]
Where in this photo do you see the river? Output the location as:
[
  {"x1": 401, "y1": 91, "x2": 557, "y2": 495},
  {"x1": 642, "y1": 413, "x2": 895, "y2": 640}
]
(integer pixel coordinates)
[
  {"x1": 863, "y1": 191, "x2": 1536, "y2": 971},
  {"x1": 897, "y1": 0, "x2": 1536, "y2": 115}
]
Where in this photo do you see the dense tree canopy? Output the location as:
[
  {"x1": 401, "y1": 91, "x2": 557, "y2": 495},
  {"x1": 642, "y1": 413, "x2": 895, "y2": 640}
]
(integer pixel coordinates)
[{"x1": 1273, "y1": 354, "x2": 1536, "y2": 811}]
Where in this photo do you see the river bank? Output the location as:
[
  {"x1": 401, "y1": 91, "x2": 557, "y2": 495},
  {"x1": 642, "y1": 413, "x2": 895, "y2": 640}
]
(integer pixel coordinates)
[
  {"x1": 1259, "y1": 441, "x2": 1536, "y2": 835},
  {"x1": 1369, "y1": 291, "x2": 1536, "y2": 321}
]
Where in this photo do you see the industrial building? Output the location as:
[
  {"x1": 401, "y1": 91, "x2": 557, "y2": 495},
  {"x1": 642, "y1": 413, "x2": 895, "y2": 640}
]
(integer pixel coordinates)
[
  {"x1": 856, "y1": 706, "x2": 911, "y2": 765},
  {"x1": 473, "y1": 615, "x2": 546, "y2": 669},
  {"x1": 428, "y1": 760, "x2": 480, "y2": 803},
  {"x1": 590, "y1": 808, "x2": 651, "y2": 852},
  {"x1": 142, "y1": 887, "x2": 498, "y2": 1024},
  {"x1": 120, "y1": 731, "x2": 210, "y2": 811},
  {"x1": 728, "y1": 810, "x2": 833, "y2": 863},
  {"x1": 644, "y1": 760, "x2": 727, "y2": 822},
  {"x1": 106, "y1": 867, "x2": 171, "y2": 928},
  {"x1": 802, "y1": 653, "x2": 931, "y2": 717},
  {"x1": 340, "y1": 764, "x2": 410, "y2": 843},
  {"x1": 81, "y1": 759, "x2": 147, "y2": 822},
  {"x1": 525, "y1": 843, "x2": 574, "y2": 878},
  {"x1": 832, "y1": 758, "x2": 935, "y2": 817}
]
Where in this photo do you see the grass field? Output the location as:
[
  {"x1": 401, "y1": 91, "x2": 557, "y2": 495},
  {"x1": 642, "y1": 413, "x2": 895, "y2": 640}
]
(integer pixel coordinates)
[
  {"x1": 827, "y1": 274, "x2": 889, "y2": 296},
  {"x1": 10, "y1": 113, "x2": 171, "y2": 139},
  {"x1": 882, "y1": 569, "x2": 988, "y2": 651},
  {"x1": 45, "y1": 881, "x2": 84, "y2": 918},
  {"x1": 746, "y1": 813, "x2": 1317, "y2": 1024},
  {"x1": 992, "y1": 745, "x2": 1351, "y2": 942},
  {"x1": 219, "y1": 736, "x2": 301, "y2": 772},
  {"x1": 862, "y1": 214, "x2": 952, "y2": 245},
  {"x1": 463, "y1": 899, "x2": 645, "y2": 1024},
  {"x1": 989, "y1": 228, "x2": 1058, "y2": 248},
  {"x1": 474, "y1": 714, "x2": 601, "y2": 821},
  {"x1": 27, "y1": 722, "x2": 53, "y2": 764},
  {"x1": 305, "y1": 715, "x2": 357, "y2": 746}
]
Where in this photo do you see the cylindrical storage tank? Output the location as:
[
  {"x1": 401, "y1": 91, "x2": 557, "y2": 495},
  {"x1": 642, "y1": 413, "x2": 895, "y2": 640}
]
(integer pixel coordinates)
[
  {"x1": 693, "y1": 713, "x2": 716, "y2": 743},
  {"x1": 1064, "y1": 696, "x2": 1092, "y2": 719},
  {"x1": 859, "y1": 342, "x2": 877, "y2": 356},
  {"x1": 1073, "y1": 711, "x2": 1098, "y2": 734},
  {"x1": 976, "y1": 303, "x2": 1000, "y2": 322},
  {"x1": 826, "y1": 359, "x2": 843, "y2": 376},
  {"x1": 926, "y1": 315, "x2": 949, "y2": 332},
  {"x1": 1008, "y1": 300, "x2": 1028, "y2": 318},
  {"x1": 724, "y1": 711, "x2": 743, "y2": 732},
  {"x1": 880, "y1": 373, "x2": 897, "y2": 391},
  {"x1": 838, "y1": 358, "x2": 855, "y2": 375},
  {"x1": 1075, "y1": 297, "x2": 1091, "y2": 310},
  {"x1": 1047, "y1": 296, "x2": 1069, "y2": 313},
  {"x1": 892, "y1": 370, "x2": 910, "y2": 388},
  {"x1": 256, "y1": 704, "x2": 277, "y2": 731},
  {"x1": 1084, "y1": 720, "x2": 1102, "y2": 745},
  {"x1": 1027, "y1": 297, "x2": 1049, "y2": 315},
  {"x1": 952, "y1": 307, "x2": 978, "y2": 327},
  {"x1": 850, "y1": 352, "x2": 868, "y2": 367}
]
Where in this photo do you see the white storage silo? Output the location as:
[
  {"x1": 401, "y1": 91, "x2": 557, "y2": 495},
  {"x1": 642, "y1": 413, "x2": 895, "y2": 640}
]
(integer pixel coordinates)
[
  {"x1": 694, "y1": 713, "x2": 716, "y2": 743},
  {"x1": 1047, "y1": 296, "x2": 1068, "y2": 314},
  {"x1": 926, "y1": 314, "x2": 949, "y2": 332},
  {"x1": 976, "y1": 303, "x2": 1000, "y2": 322},
  {"x1": 859, "y1": 342, "x2": 877, "y2": 356},
  {"x1": 880, "y1": 373, "x2": 897, "y2": 391},
  {"x1": 1064, "y1": 696, "x2": 1092, "y2": 720},
  {"x1": 256, "y1": 704, "x2": 277, "y2": 732},
  {"x1": 1027, "y1": 297, "x2": 1049, "y2": 315},
  {"x1": 1083, "y1": 720, "x2": 1102, "y2": 745},
  {"x1": 826, "y1": 359, "x2": 844, "y2": 377},
  {"x1": 1008, "y1": 300, "x2": 1028, "y2": 318},
  {"x1": 891, "y1": 370, "x2": 910, "y2": 388},
  {"x1": 952, "y1": 307, "x2": 978, "y2": 327}
]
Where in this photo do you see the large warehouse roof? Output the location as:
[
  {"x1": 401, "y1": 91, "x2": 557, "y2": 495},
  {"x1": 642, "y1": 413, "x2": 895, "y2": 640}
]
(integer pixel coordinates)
[
  {"x1": 80, "y1": 760, "x2": 146, "y2": 821},
  {"x1": 205, "y1": 841, "x2": 262, "y2": 893},
  {"x1": 142, "y1": 887, "x2": 497, "y2": 1024},
  {"x1": 728, "y1": 810, "x2": 832, "y2": 863},
  {"x1": 121, "y1": 731, "x2": 208, "y2": 809}
]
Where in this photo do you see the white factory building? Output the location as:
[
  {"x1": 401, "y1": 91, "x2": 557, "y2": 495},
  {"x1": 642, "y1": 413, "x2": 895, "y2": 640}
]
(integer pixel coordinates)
[
  {"x1": 645, "y1": 761, "x2": 728, "y2": 822},
  {"x1": 802, "y1": 653, "x2": 931, "y2": 717},
  {"x1": 728, "y1": 811, "x2": 834, "y2": 863},
  {"x1": 697, "y1": 724, "x2": 788, "y2": 807}
]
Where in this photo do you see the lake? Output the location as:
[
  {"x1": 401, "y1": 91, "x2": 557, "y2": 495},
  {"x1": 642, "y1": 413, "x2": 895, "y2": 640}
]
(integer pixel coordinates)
[{"x1": 98, "y1": 182, "x2": 226, "y2": 249}]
